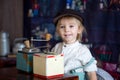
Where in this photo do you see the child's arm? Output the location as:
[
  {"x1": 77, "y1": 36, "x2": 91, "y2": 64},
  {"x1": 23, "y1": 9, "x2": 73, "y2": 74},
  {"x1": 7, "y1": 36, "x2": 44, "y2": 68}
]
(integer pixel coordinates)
[{"x1": 87, "y1": 71, "x2": 97, "y2": 80}]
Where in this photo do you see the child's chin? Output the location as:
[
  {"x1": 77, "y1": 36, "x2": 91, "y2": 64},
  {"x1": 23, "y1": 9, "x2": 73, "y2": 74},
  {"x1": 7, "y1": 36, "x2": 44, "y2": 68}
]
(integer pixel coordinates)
[{"x1": 64, "y1": 40, "x2": 73, "y2": 44}]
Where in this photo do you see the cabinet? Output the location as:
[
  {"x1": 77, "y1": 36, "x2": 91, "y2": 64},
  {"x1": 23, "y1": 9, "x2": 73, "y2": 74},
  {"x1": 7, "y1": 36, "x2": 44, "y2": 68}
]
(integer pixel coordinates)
[
  {"x1": 23, "y1": 0, "x2": 120, "y2": 47},
  {"x1": 23, "y1": 0, "x2": 67, "y2": 47},
  {"x1": 24, "y1": 0, "x2": 120, "y2": 44},
  {"x1": 23, "y1": 0, "x2": 66, "y2": 40}
]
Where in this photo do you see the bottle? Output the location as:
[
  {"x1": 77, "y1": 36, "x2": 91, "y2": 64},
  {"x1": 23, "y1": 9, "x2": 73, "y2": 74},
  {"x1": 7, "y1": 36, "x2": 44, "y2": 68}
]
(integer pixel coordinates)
[
  {"x1": 44, "y1": 28, "x2": 52, "y2": 41},
  {"x1": 71, "y1": 0, "x2": 76, "y2": 10},
  {"x1": 0, "y1": 31, "x2": 10, "y2": 56},
  {"x1": 99, "y1": 0, "x2": 104, "y2": 9},
  {"x1": 66, "y1": 0, "x2": 72, "y2": 9},
  {"x1": 28, "y1": 9, "x2": 33, "y2": 17}
]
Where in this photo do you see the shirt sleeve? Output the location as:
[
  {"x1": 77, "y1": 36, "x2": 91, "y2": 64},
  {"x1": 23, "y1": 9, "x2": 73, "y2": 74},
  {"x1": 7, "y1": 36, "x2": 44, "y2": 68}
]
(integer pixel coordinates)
[
  {"x1": 79, "y1": 46, "x2": 97, "y2": 72},
  {"x1": 51, "y1": 43, "x2": 62, "y2": 54}
]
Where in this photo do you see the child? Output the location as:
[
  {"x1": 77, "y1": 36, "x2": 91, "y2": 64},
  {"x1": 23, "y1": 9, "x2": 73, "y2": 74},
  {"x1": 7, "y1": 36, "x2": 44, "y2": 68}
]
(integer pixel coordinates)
[{"x1": 52, "y1": 9, "x2": 97, "y2": 80}]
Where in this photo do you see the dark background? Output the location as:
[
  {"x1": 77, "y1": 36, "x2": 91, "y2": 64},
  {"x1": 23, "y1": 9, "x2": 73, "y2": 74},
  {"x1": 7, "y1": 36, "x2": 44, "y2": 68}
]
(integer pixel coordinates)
[{"x1": 23, "y1": 0, "x2": 120, "y2": 63}]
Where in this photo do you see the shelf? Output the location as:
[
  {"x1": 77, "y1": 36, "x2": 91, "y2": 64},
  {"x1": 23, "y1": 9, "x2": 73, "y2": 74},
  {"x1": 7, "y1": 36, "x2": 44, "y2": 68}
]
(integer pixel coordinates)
[{"x1": 31, "y1": 17, "x2": 53, "y2": 24}]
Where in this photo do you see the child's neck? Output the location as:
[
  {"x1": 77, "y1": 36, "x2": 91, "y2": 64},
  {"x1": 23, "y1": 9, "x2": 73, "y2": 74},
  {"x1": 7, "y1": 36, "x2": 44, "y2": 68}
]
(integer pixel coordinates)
[{"x1": 63, "y1": 40, "x2": 78, "y2": 45}]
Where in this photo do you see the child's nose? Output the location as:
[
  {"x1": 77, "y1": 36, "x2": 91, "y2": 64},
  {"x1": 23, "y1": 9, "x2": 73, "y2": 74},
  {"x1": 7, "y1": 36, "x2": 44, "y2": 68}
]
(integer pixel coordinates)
[{"x1": 64, "y1": 26, "x2": 70, "y2": 32}]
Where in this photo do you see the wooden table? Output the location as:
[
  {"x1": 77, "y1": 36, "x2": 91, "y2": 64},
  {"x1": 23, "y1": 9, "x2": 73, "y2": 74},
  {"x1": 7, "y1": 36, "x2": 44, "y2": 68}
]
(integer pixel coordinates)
[
  {"x1": 0, "y1": 57, "x2": 78, "y2": 80},
  {"x1": 0, "y1": 67, "x2": 78, "y2": 80},
  {"x1": 0, "y1": 57, "x2": 16, "y2": 68}
]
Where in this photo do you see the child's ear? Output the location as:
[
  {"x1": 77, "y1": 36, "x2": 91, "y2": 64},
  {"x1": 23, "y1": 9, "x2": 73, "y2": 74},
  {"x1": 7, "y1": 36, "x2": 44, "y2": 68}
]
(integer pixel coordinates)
[
  {"x1": 78, "y1": 27, "x2": 83, "y2": 34},
  {"x1": 78, "y1": 29, "x2": 82, "y2": 33}
]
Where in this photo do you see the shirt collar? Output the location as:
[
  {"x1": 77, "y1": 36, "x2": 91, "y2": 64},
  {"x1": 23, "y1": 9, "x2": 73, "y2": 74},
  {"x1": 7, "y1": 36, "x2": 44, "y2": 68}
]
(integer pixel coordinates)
[{"x1": 62, "y1": 40, "x2": 80, "y2": 47}]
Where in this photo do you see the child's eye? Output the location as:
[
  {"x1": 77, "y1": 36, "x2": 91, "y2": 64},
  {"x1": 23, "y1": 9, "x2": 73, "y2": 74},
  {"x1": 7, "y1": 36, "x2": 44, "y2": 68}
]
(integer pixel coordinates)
[
  {"x1": 69, "y1": 25, "x2": 74, "y2": 28},
  {"x1": 60, "y1": 26, "x2": 65, "y2": 29}
]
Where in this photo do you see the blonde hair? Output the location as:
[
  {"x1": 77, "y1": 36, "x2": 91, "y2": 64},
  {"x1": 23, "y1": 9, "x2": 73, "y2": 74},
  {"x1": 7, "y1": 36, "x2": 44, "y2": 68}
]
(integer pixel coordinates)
[{"x1": 56, "y1": 16, "x2": 86, "y2": 42}]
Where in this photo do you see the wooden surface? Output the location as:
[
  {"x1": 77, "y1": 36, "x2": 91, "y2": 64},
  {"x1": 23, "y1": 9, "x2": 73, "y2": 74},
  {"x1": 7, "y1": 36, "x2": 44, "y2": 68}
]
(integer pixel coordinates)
[
  {"x1": 0, "y1": 57, "x2": 16, "y2": 68},
  {"x1": 0, "y1": 57, "x2": 78, "y2": 80},
  {"x1": 0, "y1": 67, "x2": 78, "y2": 80}
]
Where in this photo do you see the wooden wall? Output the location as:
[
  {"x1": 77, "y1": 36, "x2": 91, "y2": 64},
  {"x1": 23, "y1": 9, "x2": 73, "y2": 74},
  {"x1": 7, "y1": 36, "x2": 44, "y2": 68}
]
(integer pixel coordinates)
[{"x1": 0, "y1": 0, "x2": 23, "y2": 47}]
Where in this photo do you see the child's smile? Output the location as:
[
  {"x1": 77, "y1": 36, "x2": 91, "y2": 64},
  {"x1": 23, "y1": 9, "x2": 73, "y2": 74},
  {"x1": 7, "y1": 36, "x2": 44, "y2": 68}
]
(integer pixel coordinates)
[
  {"x1": 63, "y1": 33, "x2": 73, "y2": 41},
  {"x1": 64, "y1": 33, "x2": 72, "y2": 37}
]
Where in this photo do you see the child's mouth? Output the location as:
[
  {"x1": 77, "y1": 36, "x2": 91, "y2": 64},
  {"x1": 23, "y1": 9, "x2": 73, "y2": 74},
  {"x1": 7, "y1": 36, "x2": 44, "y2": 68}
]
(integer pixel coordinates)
[{"x1": 64, "y1": 34, "x2": 72, "y2": 37}]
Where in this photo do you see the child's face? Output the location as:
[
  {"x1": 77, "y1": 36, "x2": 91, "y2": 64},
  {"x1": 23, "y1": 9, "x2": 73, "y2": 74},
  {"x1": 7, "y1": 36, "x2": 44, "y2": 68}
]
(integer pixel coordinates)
[{"x1": 57, "y1": 17, "x2": 82, "y2": 44}]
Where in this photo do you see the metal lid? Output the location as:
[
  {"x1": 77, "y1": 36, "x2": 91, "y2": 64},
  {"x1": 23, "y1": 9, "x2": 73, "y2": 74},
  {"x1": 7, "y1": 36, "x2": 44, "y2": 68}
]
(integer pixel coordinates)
[{"x1": 0, "y1": 31, "x2": 9, "y2": 39}]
